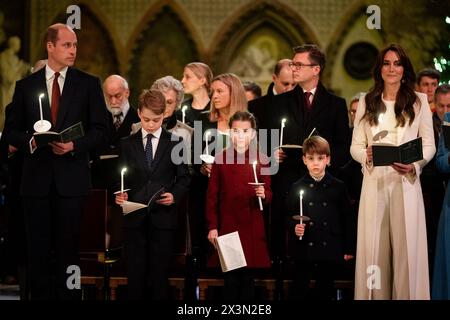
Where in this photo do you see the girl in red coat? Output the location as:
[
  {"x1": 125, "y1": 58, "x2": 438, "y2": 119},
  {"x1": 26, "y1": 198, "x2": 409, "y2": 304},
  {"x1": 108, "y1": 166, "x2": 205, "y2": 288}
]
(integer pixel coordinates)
[{"x1": 206, "y1": 110, "x2": 272, "y2": 300}]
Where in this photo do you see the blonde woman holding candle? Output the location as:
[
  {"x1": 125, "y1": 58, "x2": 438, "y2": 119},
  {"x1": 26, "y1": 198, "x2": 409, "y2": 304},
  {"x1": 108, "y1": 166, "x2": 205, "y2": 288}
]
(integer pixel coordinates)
[
  {"x1": 198, "y1": 73, "x2": 248, "y2": 175},
  {"x1": 190, "y1": 73, "x2": 248, "y2": 271},
  {"x1": 206, "y1": 111, "x2": 272, "y2": 300}
]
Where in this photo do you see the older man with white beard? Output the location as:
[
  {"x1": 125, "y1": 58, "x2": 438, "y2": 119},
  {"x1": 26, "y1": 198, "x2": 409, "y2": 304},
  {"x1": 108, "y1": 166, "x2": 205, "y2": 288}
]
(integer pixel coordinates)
[
  {"x1": 91, "y1": 75, "x2": 140, "y2": 206},
  {"x1": 103, "y1": 75, "x2": 140, "y2": 149}
]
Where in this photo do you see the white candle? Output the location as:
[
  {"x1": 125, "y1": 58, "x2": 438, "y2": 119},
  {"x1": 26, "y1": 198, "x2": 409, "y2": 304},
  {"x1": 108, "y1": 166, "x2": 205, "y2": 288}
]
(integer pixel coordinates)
[
  {"x1": 120, "y1": 167, "x2": 127, "y2": 194},
  {"x1": 280, "y1": 118, "x2": 286, "y2": 147},
  {"x1": 253, "y1": 161, "x2": 263, "y2": 211},
  {"x1": 182, "y1": 105, "x2": 188, "y2": 124},
  {"x1": 299, "y1": 190, "x2": 304, "y2": 217},
  {"x1": 205, "y1": 131, "x2": 210, "y2": 155},
  {"x1": 299, "y1": 190, "x2": 304, "y2": 240},
  {"x1": 252, "y1": 161, "x2": 259, "y2": 183},
  {"x1": 38, "y1": 93, "x2": 45, "y2": 125}
]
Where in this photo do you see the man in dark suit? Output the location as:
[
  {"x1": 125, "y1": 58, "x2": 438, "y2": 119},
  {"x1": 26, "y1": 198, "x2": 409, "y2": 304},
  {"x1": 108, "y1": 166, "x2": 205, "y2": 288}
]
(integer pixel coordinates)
[
  {"x1": 0, "y1": 103, "x2": 26, "y2": 291},
  {"x1": 91, "y1": 75, "x2": 140, "y2": 199},
  {"x1": 102, "y1": 74, "x2": 140, "y2": 151},
  {"x1": 7, "y1": 23, "x2": 109, "y2": 299},
  {"x1": 249, "y1": 44, "x2": 350, "y2": 299},
  {"x1": 249, "y1": 59, "x2": 295, "y2": 120},
  {"x1": 115, "y1": 89, "x2": 190, "y2": 300}
]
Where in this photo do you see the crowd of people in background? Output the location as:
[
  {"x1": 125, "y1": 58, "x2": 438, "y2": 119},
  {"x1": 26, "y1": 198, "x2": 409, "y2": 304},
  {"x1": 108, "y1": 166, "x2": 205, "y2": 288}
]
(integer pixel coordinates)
[{"x1": 1, "y1": 23, "x2": 450, "y2": 301}]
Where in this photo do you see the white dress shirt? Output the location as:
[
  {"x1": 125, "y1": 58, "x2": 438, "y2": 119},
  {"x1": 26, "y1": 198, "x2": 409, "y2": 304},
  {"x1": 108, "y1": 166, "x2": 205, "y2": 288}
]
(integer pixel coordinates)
[
  {"x1": 141, "y1": 126, "x2": 162, "y2": 159},
  {"x1": 30, "y1": 65, "x2": 68, "y2": 153},
  {"x1": 303, "y1": 86, "x2": 317, "y2": 105},
  {"x1": 45, "y1": 65, "x2": 68, "y2": 106}
]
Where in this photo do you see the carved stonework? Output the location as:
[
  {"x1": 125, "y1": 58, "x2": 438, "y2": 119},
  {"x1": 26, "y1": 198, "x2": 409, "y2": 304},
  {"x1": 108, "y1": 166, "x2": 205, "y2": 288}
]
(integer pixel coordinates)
[
  {"x1": 28, "y1": 0, "x2": 389, "y2": 74},
  {"x1": 178, "y1": 0, "x2": 253, "y2": 47},
  {"x1": 29, "y1": 0, "x2": 72, "y2": 62},
  {"x1": 281, "y1": 0, "x2": 356, "y2": 47},
  {"x1": 209, "y1": 1, "x2": 318, "y2": 90},
  {"x1": 73, "y1": 6, "x2": 119, "y2": 81},
  {"x1": 23, "y1": 0, "x2": 446, "y2": 107},
  {"x1": 94, "y1": 0, "x2": 156, "y2": 46},
  {"x1": 128, "y1": 6, "x2": 198, "y2": 106}
]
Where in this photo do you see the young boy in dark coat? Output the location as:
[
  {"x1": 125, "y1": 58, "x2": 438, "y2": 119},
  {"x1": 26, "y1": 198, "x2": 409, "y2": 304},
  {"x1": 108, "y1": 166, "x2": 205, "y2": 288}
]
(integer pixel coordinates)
[
  {"x1": 286, "y1": 135, "x2": 355, "y2": 300},
  {"x1": 115, "y1": 89, "x2": 190, "y2": 300}
]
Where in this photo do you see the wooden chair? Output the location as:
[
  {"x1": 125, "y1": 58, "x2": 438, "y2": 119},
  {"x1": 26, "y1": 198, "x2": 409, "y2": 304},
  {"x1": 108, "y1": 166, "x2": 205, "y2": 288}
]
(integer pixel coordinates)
[{"x1": 79, "y1": 189, "x2": 123, "y2": 300}]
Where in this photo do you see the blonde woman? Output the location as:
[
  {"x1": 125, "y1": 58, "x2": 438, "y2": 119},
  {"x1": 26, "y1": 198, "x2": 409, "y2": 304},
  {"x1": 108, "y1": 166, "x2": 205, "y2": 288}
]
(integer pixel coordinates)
[
  {"x1": 190, "y1": 73, "x2": 247, "y2": 271},
  {"x1": 197, "y1": 72, "x2": 248, "y2": 186},
  {"x1": 177, "y1": 62, "x2": 213, "y2": 127}
]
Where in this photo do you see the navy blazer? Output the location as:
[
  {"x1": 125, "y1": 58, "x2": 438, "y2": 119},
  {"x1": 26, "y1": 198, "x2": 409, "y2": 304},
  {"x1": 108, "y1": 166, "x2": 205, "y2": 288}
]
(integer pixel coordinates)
[
  {"x1": 286, "y1": 172, "x2": 356, "y2": 262},
  {"x1": 7, "y1": 67, "x2": 109, "y2": 197},
  {"x1": 118, "y1": 128, "x2": 191, "y2": 229}
]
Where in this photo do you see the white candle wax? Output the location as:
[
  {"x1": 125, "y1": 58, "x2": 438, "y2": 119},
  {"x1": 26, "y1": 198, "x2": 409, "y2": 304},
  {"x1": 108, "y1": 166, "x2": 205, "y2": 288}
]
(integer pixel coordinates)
[
  {"x1": 280, "y1": 118, "x2": 286, "y2": 147},
  {"x1": 38, "y1": 93, "x2": 45, "y2": 125},
  {"x1": 299, "y1": 190, "x2": 304, "y2": 240},
  {"x1": 253, "y1": 161, "x2": 263, "y2": 211},
  {"x1": 205, "y1": 131, "x2": 210, "y2": 155},
  {"x1": 300, "y1": 190, "x2": 304, "y2": 217},
  {"x1": 121, "y1": 167, "x2": 127, "y2": 194},
  {"x1": 252, "y1": 161, "x2": 258, "y2": 183},
  {"x1": 182, "y1": 106, "x2": 187, "y2": 124}
]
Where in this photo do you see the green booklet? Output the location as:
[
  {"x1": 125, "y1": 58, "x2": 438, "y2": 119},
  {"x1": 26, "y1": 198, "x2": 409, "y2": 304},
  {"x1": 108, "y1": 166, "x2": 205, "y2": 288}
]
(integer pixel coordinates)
[
  {"x1": 33, "y1": 121, "x2": 84, "y2": 148},
  {"x1": 372, "y1": 137, "x2": 423, "y2": 166}
]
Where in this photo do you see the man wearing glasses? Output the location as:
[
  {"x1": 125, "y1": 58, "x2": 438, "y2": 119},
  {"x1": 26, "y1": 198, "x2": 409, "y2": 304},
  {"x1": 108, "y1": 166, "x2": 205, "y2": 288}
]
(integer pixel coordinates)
[{"x1": 250, "y1": 44, "x2": 351, "y2": 299}]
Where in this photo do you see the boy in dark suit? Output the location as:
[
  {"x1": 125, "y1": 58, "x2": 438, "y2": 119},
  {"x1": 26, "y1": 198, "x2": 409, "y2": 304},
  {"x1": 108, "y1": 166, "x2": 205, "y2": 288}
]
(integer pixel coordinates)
[
  {"x1": 286, "y1": 136, "x2": 355, "y2": 300},
  {"x1": 115, "y1": 89, "x2": 190, "y2": 300}
]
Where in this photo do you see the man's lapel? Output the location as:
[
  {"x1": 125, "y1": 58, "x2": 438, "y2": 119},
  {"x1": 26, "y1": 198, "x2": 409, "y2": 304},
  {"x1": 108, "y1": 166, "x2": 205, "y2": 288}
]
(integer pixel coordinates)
[
  {"x1": 289, "y1": 85, "x2": 304, "y2": 126},
  {"x1": 306, "y1": 83, "x2": 327, "y2": 133}
]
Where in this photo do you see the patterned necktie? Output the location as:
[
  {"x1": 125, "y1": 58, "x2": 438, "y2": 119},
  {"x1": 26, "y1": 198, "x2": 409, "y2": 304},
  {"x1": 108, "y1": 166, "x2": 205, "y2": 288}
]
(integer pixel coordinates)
[
  {"x1": 304, "y1": 91, "x2": 312, "y2": 110},
  {"x1": 145, "y1": 134, "x2": 154, "y2": 168},
  {"x1": 113, "y1": 112, "x2": 123, "y2": 130},
  {"x1": 51, "y1": 72, "x2": 60, "y2": 125}
]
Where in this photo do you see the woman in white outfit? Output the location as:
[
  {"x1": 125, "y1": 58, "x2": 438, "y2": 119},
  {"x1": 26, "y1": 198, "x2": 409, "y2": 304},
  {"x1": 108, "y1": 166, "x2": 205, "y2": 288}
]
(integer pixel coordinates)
[{"x1": 351, "y1": 44, "x2": 435, "y2": 300}]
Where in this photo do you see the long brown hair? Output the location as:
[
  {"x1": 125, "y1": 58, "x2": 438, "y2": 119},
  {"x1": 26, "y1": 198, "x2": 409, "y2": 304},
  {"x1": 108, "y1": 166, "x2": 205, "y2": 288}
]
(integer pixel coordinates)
[{"x1": 363, "y1": 44, "x2": 418, "y2": 127}]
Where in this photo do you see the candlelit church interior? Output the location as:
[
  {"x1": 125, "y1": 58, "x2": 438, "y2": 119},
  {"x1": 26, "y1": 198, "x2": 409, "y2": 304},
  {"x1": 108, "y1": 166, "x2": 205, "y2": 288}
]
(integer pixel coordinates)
[{"x1": 0, "y1": 0, "x2": 449, "y2": 301}]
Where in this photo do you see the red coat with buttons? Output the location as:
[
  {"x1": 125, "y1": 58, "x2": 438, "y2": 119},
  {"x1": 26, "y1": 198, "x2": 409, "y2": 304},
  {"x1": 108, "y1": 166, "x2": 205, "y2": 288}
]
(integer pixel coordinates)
[{"x1": 206, "y1": 148, "x2": 272, "y2": 268}]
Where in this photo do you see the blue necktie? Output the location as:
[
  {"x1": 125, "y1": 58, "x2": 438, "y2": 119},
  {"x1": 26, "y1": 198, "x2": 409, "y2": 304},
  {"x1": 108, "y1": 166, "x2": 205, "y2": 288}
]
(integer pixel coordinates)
[{"x1": 145, "y1": 134, "x2": 153, "y2": 168}]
